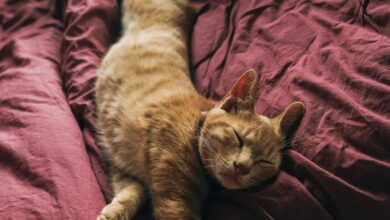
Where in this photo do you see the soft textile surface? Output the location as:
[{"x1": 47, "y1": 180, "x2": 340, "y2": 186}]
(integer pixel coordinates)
[
  {"x1": 191, "y1": 0, "x2": 390, "y2": 220},
  {"x1": 0, "y1": 0, "x2": 117, "y2": 219},
  {"x1": 0, "y1": 0, "x2": 389, "y2": 219}
]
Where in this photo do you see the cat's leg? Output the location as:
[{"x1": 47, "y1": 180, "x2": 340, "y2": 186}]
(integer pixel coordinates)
[
  {"x1": 97, "y1": 174, "x2": 144, "y2": 220},
  {"x1": 150, "y1": 183, "x2": 202, "y2": 220},
  {"x1": 148, "y1": 151, "x2": 208, "y2": 220},
  {"x1": 150, "y1": 177, "x2": 205, "y2": 220}
]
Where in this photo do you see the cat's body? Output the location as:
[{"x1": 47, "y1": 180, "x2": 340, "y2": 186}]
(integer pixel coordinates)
[
  {"x1": 96, "y1": 0, "x2": 305, "y2": 219},
  {"x1": 96, "y1": 1, "x2": 211, "y2": 219}
]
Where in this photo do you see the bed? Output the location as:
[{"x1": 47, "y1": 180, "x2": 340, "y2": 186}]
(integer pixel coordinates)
[{"x1": 0, "y1": 0, "x2": 389, "y2": 219}]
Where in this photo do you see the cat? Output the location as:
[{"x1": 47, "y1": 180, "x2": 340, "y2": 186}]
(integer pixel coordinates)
[{"x1": 95, "y1": 0, "x2": 305, "y2": 219}]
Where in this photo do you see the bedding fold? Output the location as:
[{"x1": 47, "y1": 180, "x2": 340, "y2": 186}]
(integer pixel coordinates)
[
  {"x1": 0, "y1": 0, "x2": 389, "y2": 219},
  {"x1": 190, "y1": 0, "x2": 390, "y2": 219},
  {"x1": 0, "y1": 1, "x2": 106, "y2": 219}
]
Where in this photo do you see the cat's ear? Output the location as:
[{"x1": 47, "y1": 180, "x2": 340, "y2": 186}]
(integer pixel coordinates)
[
  {"x1": 272, "y1": 102, "x2": 305, "y2": 137},
  {"x1": 199, "y1": 111, "x2": 208, "y2": 127},
  {"x1": 218, "y1": 69, "x2": 259, "y2": 112}
]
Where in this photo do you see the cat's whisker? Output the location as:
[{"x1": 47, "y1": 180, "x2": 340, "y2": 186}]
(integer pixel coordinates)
[
  {"x1": 202, "y1": 140, "x2": 217, "y2": 152},
  {"x1": 290, "y1": 136, "x2": 311, "y2": 143},
  {"x1": 221, "y1": 158, "x2": 229, "y2": 166},
  {"x1": 267, "y1": 150, "x2": 290, "y2": 159},
  {"x1": 280, "y1": 144, "x2": 289, "y2": 149},
  {"x1": 280, "y1": 136, "x2": 312, "y2": 148},
  {"x1": 242, "y1": 176, "x2": 258, "y2": 187},
  {"x1": 202, "y1": 148, "x2": 217, "y2": 156},
  {"x1": 214, "y1": 156, "x2": 225, "y2": 166},
  {"x1": 282, "y1": 136, "x2": 308, "y2": 143},
  {"x1": 217, "y1": 155, "x2": 229, "y2": 167},
  {"x1": 287, "y1": 138, "x2": 309, "y2": 144},
  {"x1": 290, "y1": 140, "x2": 311, "y2": 146}
]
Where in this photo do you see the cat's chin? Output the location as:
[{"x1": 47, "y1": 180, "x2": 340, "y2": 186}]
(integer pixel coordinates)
[{"x1": 216, "y1": 173, "x2": 245, "y2": 190}]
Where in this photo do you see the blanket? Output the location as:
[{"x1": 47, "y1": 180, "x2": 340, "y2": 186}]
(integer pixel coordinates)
[{"x1": 0, "y1": 0, "x2": 389, "y2": 219}]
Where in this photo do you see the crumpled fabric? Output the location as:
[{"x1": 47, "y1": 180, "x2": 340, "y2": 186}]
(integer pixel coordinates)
[
  {"x1": 0, "y1": 0, "x2": 117, "y2": 219},
  {"x1": 0, "y1": 0, "x2": 389, "y2": 219},
  {"x1": 191, "y1": 0, "x2": 390, "y2": 219}
]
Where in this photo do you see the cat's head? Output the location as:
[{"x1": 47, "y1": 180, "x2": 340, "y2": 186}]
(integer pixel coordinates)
[{"x1": 199, "y1": 69, "x2": 304, "y2": 190}]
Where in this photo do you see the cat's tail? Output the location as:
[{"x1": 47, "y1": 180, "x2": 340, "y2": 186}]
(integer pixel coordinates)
[{"x1": 121, "y1": 0, "x2": 191, "y2": 33}]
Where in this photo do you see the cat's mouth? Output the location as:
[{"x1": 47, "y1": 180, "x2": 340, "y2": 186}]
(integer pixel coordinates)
[{"x1": 216, "y1": 173, "x2": 244, "y2": 190}]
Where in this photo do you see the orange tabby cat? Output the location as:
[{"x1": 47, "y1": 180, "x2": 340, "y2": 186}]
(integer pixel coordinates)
[{"x1": 95, "y1": 0, "x2": 305, "y2": 220}]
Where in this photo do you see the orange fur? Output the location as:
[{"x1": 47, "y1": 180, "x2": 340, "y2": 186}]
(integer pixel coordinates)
[{"x1": 95, "y1": 1, "x2": 305, "y2": 219}]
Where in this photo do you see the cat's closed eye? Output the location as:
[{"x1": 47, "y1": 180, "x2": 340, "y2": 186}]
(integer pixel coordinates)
[
  {"x1": 232, "y1": 128, "x2": 243, "y2": 148},
  {"x1": 255, "y1": 159, "x2": 274, "y2": 165}
]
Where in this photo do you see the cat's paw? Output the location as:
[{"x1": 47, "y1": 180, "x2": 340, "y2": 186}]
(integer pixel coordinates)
[
  {"x1": 96, "y1": 214, "x2": 109, "y2": 220},
  {"x1": 96, "y1": 212, "x2": 122, "y2": 220},
  {"x1": 96, "y1": 203, "x2": 128, "y2": 220}
]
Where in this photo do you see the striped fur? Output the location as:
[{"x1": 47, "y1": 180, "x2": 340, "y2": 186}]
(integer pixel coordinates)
[{"x1": 95, "y1": 0, "x2": 305, "y2": 219}]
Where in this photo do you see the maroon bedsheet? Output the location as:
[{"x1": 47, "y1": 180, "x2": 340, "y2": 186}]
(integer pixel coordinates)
[
  {"x1": 0, "y1": 0, "x2": 117, "y2": 219},
  {"x1": 0, "y1": 0, "x2": 389, "y2": 220}
]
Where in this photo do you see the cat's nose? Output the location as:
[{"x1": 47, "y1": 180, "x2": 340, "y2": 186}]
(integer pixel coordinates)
[{"x1": 233, "y1": 161, "x2": 249, "y2": 175}]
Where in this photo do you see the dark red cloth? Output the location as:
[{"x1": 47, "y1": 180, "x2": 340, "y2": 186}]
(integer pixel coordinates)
[
  {"x1": 0, "y1": 0, "x2": 117, "y2": 219},
  {"x1": 0, "y1": 0, "x2": 389, "y2": 219},
  {"x1": 191, "y1": 1, "x2": 390, "y2": 220}
]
